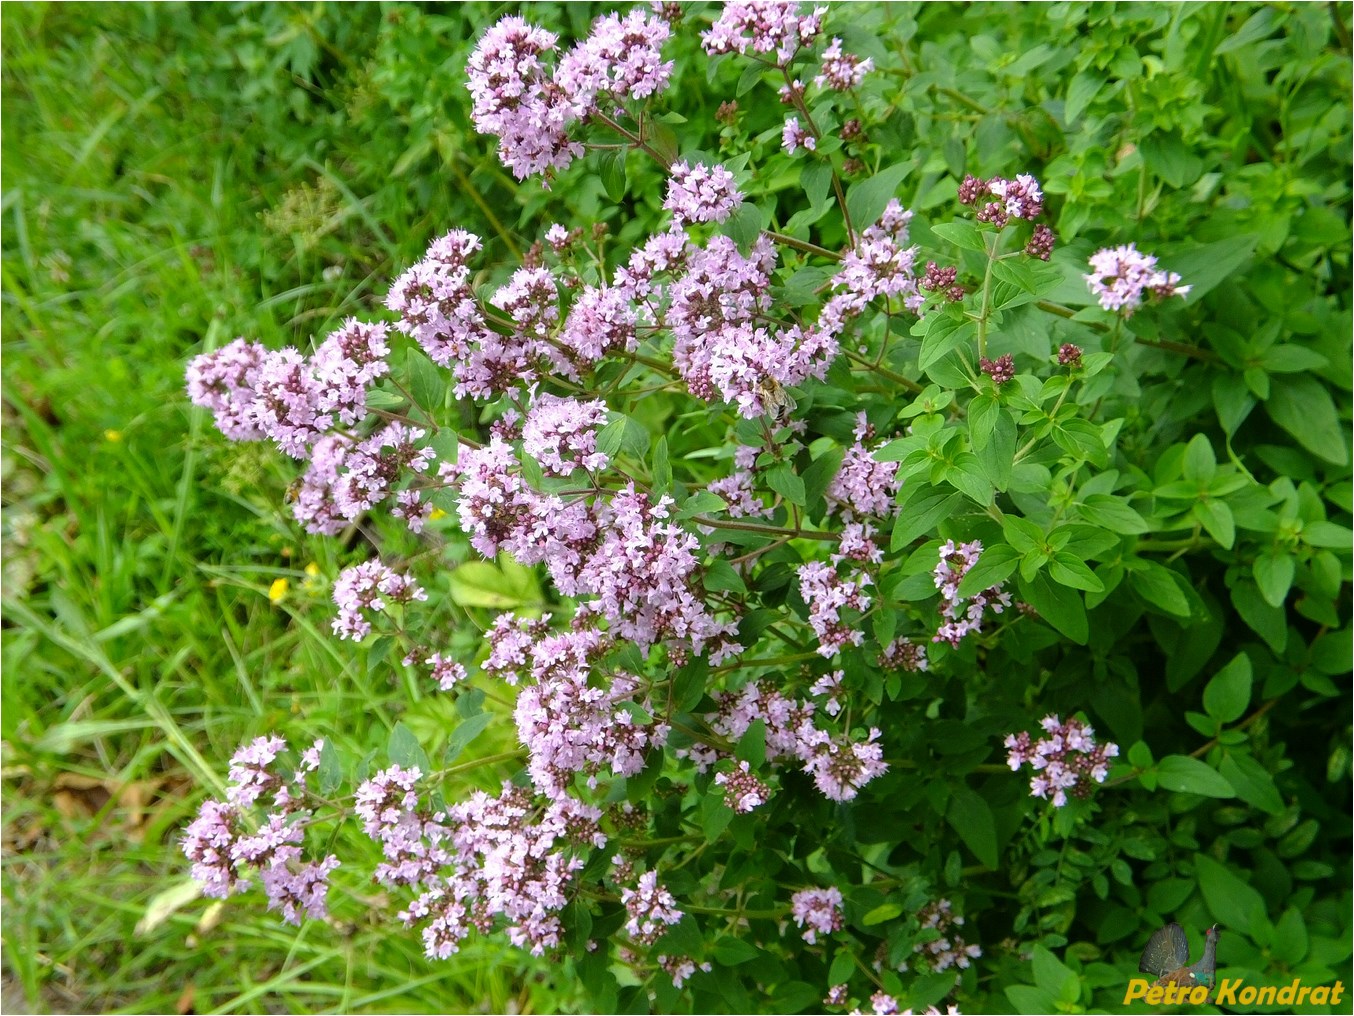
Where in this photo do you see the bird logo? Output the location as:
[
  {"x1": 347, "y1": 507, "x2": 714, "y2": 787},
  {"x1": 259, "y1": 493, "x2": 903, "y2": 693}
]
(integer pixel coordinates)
[{"x1": 1139, "y1": 922, "x2": 1220, "y2": 990}]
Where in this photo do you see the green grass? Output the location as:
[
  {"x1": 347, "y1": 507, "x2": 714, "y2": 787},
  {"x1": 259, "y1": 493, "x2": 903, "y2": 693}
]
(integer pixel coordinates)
[{"x1": 1, "y1": 4, "x2": 576, "y2": 1011}]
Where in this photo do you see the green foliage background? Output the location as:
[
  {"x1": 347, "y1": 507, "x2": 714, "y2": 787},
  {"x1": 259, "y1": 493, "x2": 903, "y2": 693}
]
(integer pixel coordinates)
[{"x1": 2, "y1": 2, "x2": 1350, "y2": 1013}]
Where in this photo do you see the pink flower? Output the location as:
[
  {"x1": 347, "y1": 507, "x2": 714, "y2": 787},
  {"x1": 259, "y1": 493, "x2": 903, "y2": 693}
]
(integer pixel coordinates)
[
  {"x1": 782, "y1": 116, "x2": 816, "y2": 153},
  {"x1": 664, "y1": 161, "x2": 744, "y2": 225},
  {"x1": 1085, "y1": 243, "x2": 1190, "y2": 315},
  {"x1": 790, "y1": 886, "x2": 843, "y2": 943}
]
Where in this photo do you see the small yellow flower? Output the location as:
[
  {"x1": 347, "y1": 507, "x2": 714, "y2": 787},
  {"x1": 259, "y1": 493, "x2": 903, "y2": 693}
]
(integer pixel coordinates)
[
  {"x1": 268, "y1": 577, "x2": 289, "y2": 603},
  {"x1": 304, "y1": 562, "x2": 321, "y2": 577},
  {"x1": 429, "y1": 506, "x2": 448, "y2": 521},
  {"x1": 104, "y1": 429, "x2": 122, "y2": 442}
]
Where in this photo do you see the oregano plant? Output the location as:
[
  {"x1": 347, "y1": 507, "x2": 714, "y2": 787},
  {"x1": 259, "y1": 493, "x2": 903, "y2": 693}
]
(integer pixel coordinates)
[{"x1": 180, "y1": 3, "x2": 1351, "y2": 1013}]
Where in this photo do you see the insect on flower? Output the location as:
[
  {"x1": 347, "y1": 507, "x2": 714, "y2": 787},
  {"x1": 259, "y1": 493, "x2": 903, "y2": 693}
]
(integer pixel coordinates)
[{"x1": 756, "y1": 376, "x2": 796, "y2": 421}]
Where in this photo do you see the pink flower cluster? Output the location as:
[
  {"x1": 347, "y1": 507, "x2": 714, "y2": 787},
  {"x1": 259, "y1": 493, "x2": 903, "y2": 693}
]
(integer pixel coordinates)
[
  {"x1": 521, "y1": 392, "x2": 610, "y2": 476},
  {"x1": 493, "y1": 615, "x2": 670, "y2": 797},
  {"x1": 467, "y1": 11, "x2": 672, "y2": 180},
  {"x1": 1005, "y1": 714, "x2": 1120, "y2": 807},
  {"x1": 187, "y1": 322, "x2": 442, "y2": 538},
  {"x1": 696, "y1": 681, "x2": 888, "y2": 802},
  {"x1": 622, "y1": 869, "x2": 684, "y2": 944},
  {"x1": 959, "y1": 172, "x2": 1045, "y2": 228},
  {"x1": 783, "y1": 116, "x2": 816, "y2": 153},
  {"x1": 667, "y1": 235, "x2": 837, "y2": 418},
  {"x1": 798, "y1": 560, "x2": 872, "y2": 658},
  {"x1": 790, "y1": 886, "x2": 843, "y2": 944},
  {"x1": 181, "y1": 736, "x2": 339, "y2": 926},
  {"x1": 659, "y1": 953, "x2": 712, "y2": 988},
  {"x1": 707, "y1": 445, "x2": 773, "y2": 521},
  {"x1": 186, "y1": 319, "x2": 391, "y2": 460},
  {"x1": 827, "y1": 413, "x2": 902, "y2": 529},
  {"x1": 713, "y1": 759, "x2": 771, "y2": 812},
  {"x1": 376, "y1": 778, "x2": 606, "y2": 959},
  {"x1": 815, "y1": 37, "x2": 872, "y2": 90},
  {"x1": 879, "y1": 638, "x2": 929, "y2": 672},
  {"x1": 904, "y1": 898, "x2": 982, "y2": 975},
  {"x1": 931, "y1": 540, "x2": 1012, "y2": 647},
  {"x1": 664, "y1": 161, "x2": 744, "y2": 226},
  {"x1": 1084, "y1": 243, "x2": 1190, "y2": 315},
  {"x1": 701, "y1": 1, "x2": 826, "y2": 64},
  {"x1": 824, "y1": 200, "x2": 924, "y2": 327},
  {"x1": 331, "y1": 560, "x2": 428, "y2": 641}
]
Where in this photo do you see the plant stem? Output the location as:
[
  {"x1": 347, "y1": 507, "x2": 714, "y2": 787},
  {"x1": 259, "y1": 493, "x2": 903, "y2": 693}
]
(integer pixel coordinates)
[
  {"x1": 692, "y1": 515, "x2": 839, "y2": 542},
  {"x1": 976, "y1": 231, "x2": 1002, "y2": 360},
  {"x1": 763, "y1": 230, "x2": 840, "y2": 260}
]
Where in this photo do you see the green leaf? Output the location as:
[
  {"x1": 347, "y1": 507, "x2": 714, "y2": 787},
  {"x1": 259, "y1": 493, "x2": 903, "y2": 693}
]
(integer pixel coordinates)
[
  {"x1": 976, "y1": 410, "x2": 1016, "y2": 491},
  {"x1": 724, "y1": 201, "x2": 769, "y2": 249},
  {"x1": 675, "y1": 490, "x2": 728, "y2": 520},
  {"x1": 1302, "y1": 520, "x2": 1354, "y2": 548},
  {"x1": 918, "y1": 314, "x2": 976, "y2": 370},
  {"x1": 1049, "y1": 552, "x2": 1104, "y2": 593},
  {"x1": 651, "y1": 436, "x2": 672, "y2": 494},
  {"x1": 1219, "y1": 752, "x2": 1284, "y2": 815},
  {"x1": 598, "y1": 148, "x2": 627, "y2": 202},
  {"x1": 801, "y1": 160, "x2": 832, "y2": 207},
  {"x1": 1212, "y1": 373, "x2": 1256, "y2": 436},
  {"x1": 1031, "y1": 945, "x2": 1079, "y2": 999},
  {"x1": 365, "y1": 388, "x2": 405, "y2": 410},
  {"x1": 891, "y1": 489, "x2": 965, "y2": 551},
  {"x1": 946, "y1": 786, "x2": 999, "y2": 868},
  {"x1": 447, "y1": 560, "x2": 539, "y2": 609},
  {"x1": 713, "y1": 936, "x2": 760, "y2": 966},
  {"x1": 968, "y1": 393, "x2": 1000, "y2": 451},
  {"x1": 956, "y1": 544, "x2": 1020, "y2": 598},
  {"x1": 828, "y1": 950, "x2": 857, "y2": 986},
  {"x1": 1271, "y1": 908, "x2": 1308, "y2": 967},
  {"x1": 704, "y1": 558, "x2": 747, "y2": 595},
  {"x1": 596, "y1": 417, "x2": 627, "y2": 458},
  {"x1": 846, "y1": 162, "x2": 909, "y2": 231},
  {"x1": 444, "y1": 712, "x2": 494, "y2": 763},
  {"x1": 765, "y1": 462, "x2": 806, "y2": 506},
  {"x1": 317, "y1": 738, "x2": 344, "y2": 795},
  {"x1": 1253, "y1": 552, "x2": 1295, "y2": 607},
  {"x1": 1130, "y1": 564, "x2": 1191, "y2": 618},
  {"x1": 1140, "y1": 131, "x2": 1202, "y2": 188},
  {"x1": 1182, "y1": 434, "x2": 1216, "y2": 483},
  {"x1": 1002, "y1": 516, "x2": 1045, "y2": 554},
  {"x1": 1203, "y1": 653, "x2": 1252, "y2": 724},
  {"x1": 1266, "y1": 374, "x2": 1348, "y2": 465},
  {"x1": 1064, "y1": 71, "x2": 1103, "y2": 123},
  {"x1": 625, "y1": 748, "x2": 663, "y2": 803},
  {"x1": 1079, "y1": 494, "x2": 1149, "y2": 534},
  {"x1": 942, "y1": 452, "x2": 993, "y2": 506},
  {"x1": 1006, "y1": 985, "x2": 1058, "y2": 1016},
  {"x1": 735, "y1": 719, "x2": 767, "y2": 768},
  {"x1": 407, "y1": 347, "x2": 446, "y2": 411},
  {"x1": 1195, "y1": 854, "x2": 1268, "y2": 935},
  {"x1": 1193, "y1": 500, "x2": 1235, "y2": 548},
  {"x1": 1156, "y1": 755, "x2": 1236, "y2": 798},
  {"x1": 1019, "y1": 573, "x2": 1088, "y2": 644},
  {"x1": 1156, "y1": 235, "x2": 1259, "y2": 303},
  {"x1": 388, "y1": 722, "x2": 431, "y2": 773},
  {"x1": 1230, "y1": 580, "x2": 1288, "y2": 653},
  {"x1": 802, "y1": 447, "x2": 845, "y2": 509},
  {"x1": 930, "y1": 220, "x2": 986, "y2": 253},
  {"x1": 1261, "y1": 345, "x2": 1328, "y2": 373},
  {"x1": 702, "y1": 789, "x2": 733, "y2": 840},
  {"x1": 671, "y1": 659, "x2": 708, "y2": 714},
  {"x1": 863, "y1": 902, "x2": 904, "y2": 926}
]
